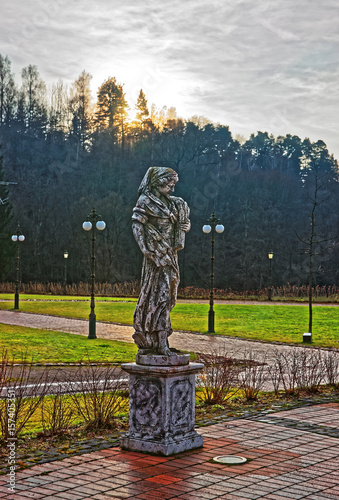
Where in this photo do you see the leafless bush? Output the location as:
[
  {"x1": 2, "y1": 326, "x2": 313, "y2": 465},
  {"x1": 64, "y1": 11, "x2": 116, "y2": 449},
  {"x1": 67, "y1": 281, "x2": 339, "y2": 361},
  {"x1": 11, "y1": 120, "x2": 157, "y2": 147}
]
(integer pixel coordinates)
[
  {"x1": 267, "y1": 349, "x2": 283, "y2": 395},
  {"x1": 273, "y1": 350, "x2": 301, "y2": 396},
  {"x1": 269, "y1": 348, "x2": 327, "y2": 396},
  {"x1": 295, "y1": 349, "x2": 324, "y2": 393},
  {"x1": 41, "y1": 375, "x2": 75, "y2": 436},
  {"x1": 67, "y1": 361, "x2": 127, "y2": 430},
  {"x1": 238, "y1": 350, "x2": 267, "y2": 401},
  {"x1": 196, "y1": 348, "x2": 240, "y2": 405},
  {"x1": 0, "y1": 280, "x2": 140, "y2": 296},
  {"x1": 0, "y1": 350, "x2": 53, "y2": 441},
  {"x1": 322, "y1": 350, "x2": 339, "y2": 386}
]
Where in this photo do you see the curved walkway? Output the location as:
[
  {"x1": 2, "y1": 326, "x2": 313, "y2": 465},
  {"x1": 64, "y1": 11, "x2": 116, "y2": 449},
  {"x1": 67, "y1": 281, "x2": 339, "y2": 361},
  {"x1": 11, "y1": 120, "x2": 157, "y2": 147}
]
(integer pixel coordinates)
[{"x1": 0, "y1": 309, "x2": 331, "y2": 365}]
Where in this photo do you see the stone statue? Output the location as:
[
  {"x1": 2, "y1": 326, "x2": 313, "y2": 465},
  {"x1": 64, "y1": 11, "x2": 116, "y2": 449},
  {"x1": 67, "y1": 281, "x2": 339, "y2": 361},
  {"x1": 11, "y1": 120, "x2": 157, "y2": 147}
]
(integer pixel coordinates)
[{"x1": 132, "y1": 166, "x2": 190, "y2": 356}]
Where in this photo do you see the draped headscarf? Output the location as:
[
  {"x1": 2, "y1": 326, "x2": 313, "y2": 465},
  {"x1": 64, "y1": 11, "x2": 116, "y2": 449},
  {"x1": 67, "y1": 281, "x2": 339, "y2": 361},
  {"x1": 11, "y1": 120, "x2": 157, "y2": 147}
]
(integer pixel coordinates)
[{"x1": 138, "y1": 167, "x2": 178, "y2": 196}]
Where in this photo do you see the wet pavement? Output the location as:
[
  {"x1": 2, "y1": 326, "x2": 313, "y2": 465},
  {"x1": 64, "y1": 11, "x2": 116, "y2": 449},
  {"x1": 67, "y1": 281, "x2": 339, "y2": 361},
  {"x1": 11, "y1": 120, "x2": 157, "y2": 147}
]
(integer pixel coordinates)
[{"x1": 1, "y1": 403, "x2": 339, "y2": 499}]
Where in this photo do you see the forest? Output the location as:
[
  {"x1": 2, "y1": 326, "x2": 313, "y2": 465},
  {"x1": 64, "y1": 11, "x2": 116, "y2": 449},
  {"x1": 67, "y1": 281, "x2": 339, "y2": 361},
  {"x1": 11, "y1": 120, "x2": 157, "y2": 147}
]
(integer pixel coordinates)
[{"x1": 0, "y1": 54, "x2": 338, "y2": 291}]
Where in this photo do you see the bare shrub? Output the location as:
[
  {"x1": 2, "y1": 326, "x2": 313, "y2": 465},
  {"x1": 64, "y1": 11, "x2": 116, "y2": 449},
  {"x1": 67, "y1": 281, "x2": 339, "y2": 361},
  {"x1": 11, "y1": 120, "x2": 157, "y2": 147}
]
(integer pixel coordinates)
[
  {"x1": 267, "y1": 349, "x2": 283, "y2": 395},
  {"x1": 0, "y1": 351, "x2": 53, "y2": 441},
  {"x1": 41, "y1": 376, "x2": 75, "y2": 436},
  {"x1": 272, "y1": 348, "x2": 326, "y2": 396},
  {"x1": 196, "y1": 348, "x2": 240, "y2": 405},
  {"x1": 322, "y1": 350, "x2": 339, "y2": 386},
  {"x1": 67, "y1": 361, "x2": 127, "y2": 430},
  {"x1": 238, "y1": 350, "x2": 267, "y2": 401},
  {"x1": 295, "y1": 349, "x2": 324, "y2": 393},
  {"x1": 273, "y1": 350, "x2": 301, "y2": 396},
  {"x1": 0, "y1": 280, "x2": 140, "y2": 296}
]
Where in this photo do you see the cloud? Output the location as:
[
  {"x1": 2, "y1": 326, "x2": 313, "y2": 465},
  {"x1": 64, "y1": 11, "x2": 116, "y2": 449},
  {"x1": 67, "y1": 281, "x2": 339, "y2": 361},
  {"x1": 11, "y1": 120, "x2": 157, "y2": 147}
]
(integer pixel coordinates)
[{"x1": 1, "y1": 0, "x2": 339, "y2": 158}]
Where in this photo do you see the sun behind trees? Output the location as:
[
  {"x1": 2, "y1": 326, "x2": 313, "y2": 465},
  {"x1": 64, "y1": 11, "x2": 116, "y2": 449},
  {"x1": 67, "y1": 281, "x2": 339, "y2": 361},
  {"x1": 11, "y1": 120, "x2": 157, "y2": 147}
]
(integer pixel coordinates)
[{"x1": 0, "y1": 54, "x2": 338, "y2": 291}]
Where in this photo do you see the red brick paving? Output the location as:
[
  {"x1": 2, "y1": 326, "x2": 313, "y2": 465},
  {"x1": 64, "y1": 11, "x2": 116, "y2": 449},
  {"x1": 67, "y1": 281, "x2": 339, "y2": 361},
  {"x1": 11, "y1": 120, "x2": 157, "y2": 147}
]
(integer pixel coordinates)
[{"x1": 1, "y1": 403, "x2": 339, "y2": 499}]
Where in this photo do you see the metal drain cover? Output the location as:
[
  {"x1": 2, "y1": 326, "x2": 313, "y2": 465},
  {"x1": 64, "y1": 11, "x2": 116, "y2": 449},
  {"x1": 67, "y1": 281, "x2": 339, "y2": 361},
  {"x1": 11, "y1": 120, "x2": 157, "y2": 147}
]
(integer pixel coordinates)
[{"x1": 212, "y1": 455, "x2": 247, "y2": 465}]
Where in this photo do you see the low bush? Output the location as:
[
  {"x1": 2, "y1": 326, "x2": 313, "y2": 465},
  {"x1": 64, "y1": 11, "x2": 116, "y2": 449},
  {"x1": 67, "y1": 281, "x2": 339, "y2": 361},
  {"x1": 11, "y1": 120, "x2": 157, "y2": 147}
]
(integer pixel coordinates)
[
  {"x1": 196, "y1": 347, "x2": 240, "y2": 405},
  {"x1": 66, "y1": 361, "x2": 128, "y2": 430},
  {"x1": 238, "y1": 350, "x2": 267, "y2": 401}
]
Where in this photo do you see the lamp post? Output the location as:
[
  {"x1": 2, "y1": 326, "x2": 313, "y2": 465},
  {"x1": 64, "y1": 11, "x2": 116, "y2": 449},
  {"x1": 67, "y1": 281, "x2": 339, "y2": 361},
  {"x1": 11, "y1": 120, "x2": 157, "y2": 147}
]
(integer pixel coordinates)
[
  {"x1": 202, "y1": 213, "x2": 224, "y2": 333},
  {"x1": 11, "y1": 226, "x2": 25, "y2": 310},
  {"x1": 63, "y1": 251, "x2": 69, "y2": 291},
  {"x1": 82, "y1": 208, "x2": 106, "y2": 339},
  {"x1": 268, "y1": 250, "x2": 274, "y2": 301}
]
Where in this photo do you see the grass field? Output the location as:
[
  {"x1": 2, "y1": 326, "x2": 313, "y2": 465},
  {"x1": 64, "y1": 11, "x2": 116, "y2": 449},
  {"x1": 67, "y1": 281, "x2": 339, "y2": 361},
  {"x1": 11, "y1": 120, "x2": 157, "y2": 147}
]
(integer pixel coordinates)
[
  {"x1": 0, "y1": 324, "x2": 137, "y2": 363},
  {"x1": 0, "y1": 295, "x2": 338, "y2": 347},
  {"x1": 0, "y1": 294, "x2": 137, "y2": 302}
]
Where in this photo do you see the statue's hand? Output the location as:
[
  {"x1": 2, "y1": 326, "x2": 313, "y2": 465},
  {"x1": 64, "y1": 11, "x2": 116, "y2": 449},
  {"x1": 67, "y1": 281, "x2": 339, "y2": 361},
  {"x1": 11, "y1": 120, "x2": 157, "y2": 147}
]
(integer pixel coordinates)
[{"x1": 180, "y1": 221, "x2": 191, "y2": 232}]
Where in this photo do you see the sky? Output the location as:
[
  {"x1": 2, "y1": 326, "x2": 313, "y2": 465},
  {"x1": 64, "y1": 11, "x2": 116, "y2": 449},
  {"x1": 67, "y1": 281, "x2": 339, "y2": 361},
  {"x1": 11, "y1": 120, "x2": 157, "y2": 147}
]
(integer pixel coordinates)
[{"x1": 1, "y1": 0, "x2": 339, "y2": 158}]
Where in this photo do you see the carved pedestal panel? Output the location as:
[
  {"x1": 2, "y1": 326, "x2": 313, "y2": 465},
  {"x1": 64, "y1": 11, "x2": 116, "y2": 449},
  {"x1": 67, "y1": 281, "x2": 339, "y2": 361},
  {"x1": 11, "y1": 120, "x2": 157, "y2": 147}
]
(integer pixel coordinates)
[{"x1": 120, "y1": 361, "x2": 204, "y2": 456}]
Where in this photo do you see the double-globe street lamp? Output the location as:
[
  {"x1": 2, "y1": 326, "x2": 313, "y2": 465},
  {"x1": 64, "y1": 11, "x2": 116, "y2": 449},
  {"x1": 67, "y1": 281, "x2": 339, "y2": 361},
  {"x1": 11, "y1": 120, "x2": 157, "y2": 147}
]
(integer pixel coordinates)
[
  {"x1": 82, "y1": 209, "x2": 106, "y2": 339},
  {"x1": 202, "y1": 213, "x2": 224, "y2": 333},
  {"x1": 11, "y1": 226, "x2": 25, "y2": 310}
]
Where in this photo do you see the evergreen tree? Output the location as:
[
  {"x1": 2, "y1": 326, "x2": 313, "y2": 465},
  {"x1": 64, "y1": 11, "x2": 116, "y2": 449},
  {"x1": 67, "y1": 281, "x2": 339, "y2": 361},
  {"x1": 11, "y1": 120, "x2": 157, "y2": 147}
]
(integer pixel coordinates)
[
  {"x1": 135, "y1": 89, "x2": 149, "y2": 123},
  {"x1": 21, "y1": 65, "x2": 47, "y2": 136},
  {"x1": 69, "y1": 70, "x2": 93, "y2": 151},
  {"x1": 95, "y1": 77, "x2": 128, "y2": 144}
]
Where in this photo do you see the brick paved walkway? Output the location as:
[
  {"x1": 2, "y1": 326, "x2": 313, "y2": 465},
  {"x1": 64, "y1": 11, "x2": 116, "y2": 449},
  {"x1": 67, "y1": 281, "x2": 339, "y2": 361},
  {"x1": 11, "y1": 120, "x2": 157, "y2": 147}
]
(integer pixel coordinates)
[{"x1": 1, "y1": 403, "x2": 339, "y2": 499}]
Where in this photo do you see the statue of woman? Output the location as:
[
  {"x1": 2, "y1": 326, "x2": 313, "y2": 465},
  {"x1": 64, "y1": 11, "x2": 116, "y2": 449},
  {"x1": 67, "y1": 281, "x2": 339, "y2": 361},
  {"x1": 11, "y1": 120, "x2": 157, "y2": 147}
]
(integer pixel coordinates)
[{"x1": 132, "y1": 167, "x2": 190, "y2": 356}]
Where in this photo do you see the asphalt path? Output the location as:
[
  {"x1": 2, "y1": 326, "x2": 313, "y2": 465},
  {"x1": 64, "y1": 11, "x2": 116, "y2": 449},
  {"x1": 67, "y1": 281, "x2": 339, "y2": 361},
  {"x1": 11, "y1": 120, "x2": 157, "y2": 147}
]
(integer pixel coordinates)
[
  {"x1": 0, "y1": 308, "x2": 325, "y2": 363},
  {"x1": 0, "y1": 307, "x2": 337, "y2": 395}
]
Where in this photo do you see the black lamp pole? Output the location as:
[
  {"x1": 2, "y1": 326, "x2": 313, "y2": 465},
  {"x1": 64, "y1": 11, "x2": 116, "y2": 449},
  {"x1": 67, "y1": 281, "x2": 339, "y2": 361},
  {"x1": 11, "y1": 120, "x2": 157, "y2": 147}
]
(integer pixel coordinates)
[
  {"x1": 203, "y1": 213, "x2": 224, "y2": 333},
  {"x1": 63, "y1": 251, "x2": 68, "y2": 291},
  {"x1": 268, "y1": 250, "x2": 274, "y2": 301},
  {"x1": 82, "y1": 209, "x2": 106, "y2": 339},
  {"x1": 11, "y1": 226, "x2": 25, "y2": 310}
]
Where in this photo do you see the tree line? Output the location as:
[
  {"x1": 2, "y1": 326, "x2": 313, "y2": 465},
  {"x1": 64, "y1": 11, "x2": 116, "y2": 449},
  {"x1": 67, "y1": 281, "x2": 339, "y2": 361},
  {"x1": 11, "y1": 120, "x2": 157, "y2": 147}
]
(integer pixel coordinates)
[{"x1": 0, "y1": 54, "x2": 338, "y2": 291}]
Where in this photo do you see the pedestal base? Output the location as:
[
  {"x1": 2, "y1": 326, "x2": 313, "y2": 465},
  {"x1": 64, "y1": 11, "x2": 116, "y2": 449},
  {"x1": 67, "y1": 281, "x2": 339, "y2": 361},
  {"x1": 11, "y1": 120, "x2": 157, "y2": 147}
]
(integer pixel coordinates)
[
  {"x1": 120, "y1": 431, "x2": 203, "y2": 456},
  {"x1": 120, "y1": 361, "x2": 204, "y2": 456}
]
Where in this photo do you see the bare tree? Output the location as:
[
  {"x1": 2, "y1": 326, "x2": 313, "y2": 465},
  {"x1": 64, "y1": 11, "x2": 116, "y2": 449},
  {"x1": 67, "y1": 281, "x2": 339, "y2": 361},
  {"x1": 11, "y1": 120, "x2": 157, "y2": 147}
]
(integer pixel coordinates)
[{"x1": 297, "y1": 140, "x2": 338, "y2": 335}]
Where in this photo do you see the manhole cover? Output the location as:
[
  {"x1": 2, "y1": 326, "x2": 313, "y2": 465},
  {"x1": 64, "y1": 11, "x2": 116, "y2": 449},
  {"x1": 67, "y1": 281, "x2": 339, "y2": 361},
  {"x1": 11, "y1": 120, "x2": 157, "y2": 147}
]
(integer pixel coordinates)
[{"x1": 212, "y1": 455, "x2": 247, "y2": 465}]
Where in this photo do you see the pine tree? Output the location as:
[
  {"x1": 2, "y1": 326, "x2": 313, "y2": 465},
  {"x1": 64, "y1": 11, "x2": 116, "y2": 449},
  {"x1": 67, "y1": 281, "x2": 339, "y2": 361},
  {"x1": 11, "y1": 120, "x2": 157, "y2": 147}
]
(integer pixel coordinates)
[
  {"x1": 135, "y1": 89, "x2": 149, "y2": 123},
  {"x1": 95, "y1": 77, "x2": 128, "y2": 143},
  {"x1": 69, "y1": 70, "x2": 93, "y2": 150},
  {"x1": 21, "y1": 65, "x2": 48, "y2": 136}
]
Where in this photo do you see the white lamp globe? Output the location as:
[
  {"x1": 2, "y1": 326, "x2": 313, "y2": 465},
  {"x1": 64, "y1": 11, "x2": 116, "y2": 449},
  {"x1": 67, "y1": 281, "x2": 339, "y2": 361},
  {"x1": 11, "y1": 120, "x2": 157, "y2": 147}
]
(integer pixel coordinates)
[
  {"x1": 202, "y1": 224, "x2": 212, "y2": 234},
  {"x1": 11, "y1": 235, "x2": 18, "y2": 242},
  {"x1": 18, "y1": 235, "x2": 25, "y2": 241},
  {"x1": 96, "y1": 220, "x2": 106, "y2": 231},
  {"x1": 82, "y1": 221, "x2": 92, "y2": 231},
  {"x1": 215, "y1": 224, "x2": 224, "y2": 234}
]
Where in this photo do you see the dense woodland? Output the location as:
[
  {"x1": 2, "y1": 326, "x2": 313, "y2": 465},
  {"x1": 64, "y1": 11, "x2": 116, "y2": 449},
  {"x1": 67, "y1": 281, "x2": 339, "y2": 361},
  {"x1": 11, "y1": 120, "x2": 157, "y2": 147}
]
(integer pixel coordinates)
[{"x1": 0, "y1": 55, "x2": 338, "y2": 291}]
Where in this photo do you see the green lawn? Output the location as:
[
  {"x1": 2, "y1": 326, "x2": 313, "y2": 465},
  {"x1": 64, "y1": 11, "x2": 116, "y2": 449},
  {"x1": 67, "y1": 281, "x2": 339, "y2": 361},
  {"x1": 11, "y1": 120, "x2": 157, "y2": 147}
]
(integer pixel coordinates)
[
  {"x1": 0, "y1": 293, "x2": 137, "y2": 302},
  {"x1": 0, "y1": 324, "x2": 137, "y2": 363},
  {"x1": 0, "y1": 295, "x2": 338, "y2": 347},
  {"x1": 0, "y1": 299, "x2": 135, "y2": 324}
]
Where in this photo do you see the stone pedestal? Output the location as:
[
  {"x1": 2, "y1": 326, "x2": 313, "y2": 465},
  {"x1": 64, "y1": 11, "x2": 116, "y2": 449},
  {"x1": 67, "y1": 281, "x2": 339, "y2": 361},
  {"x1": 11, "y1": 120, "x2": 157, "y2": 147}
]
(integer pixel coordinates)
[{"x1": 120, "y1": 357, "x2": 204, "y2": 456}]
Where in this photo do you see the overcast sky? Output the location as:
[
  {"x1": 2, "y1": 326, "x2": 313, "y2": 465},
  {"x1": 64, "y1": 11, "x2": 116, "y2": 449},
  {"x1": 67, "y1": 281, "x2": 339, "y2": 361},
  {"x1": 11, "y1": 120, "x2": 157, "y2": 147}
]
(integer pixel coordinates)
[{"x1": 1, "y1": 0, "x2": 339, "y2": 158}]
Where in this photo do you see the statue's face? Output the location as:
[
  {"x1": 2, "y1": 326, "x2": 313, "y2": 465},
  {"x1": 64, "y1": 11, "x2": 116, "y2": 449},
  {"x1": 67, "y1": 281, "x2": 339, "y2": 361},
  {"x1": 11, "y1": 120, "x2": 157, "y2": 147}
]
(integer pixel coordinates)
[{"x1": 157, "y1": 177, "x2": 178, "y2": 197}]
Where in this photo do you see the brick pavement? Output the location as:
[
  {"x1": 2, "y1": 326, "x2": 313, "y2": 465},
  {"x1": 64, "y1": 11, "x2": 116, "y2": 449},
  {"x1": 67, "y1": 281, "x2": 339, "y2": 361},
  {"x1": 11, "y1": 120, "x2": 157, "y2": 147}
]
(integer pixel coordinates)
[{"x1": 1, "y1": 403, "x2": 339, "y2": 499}]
